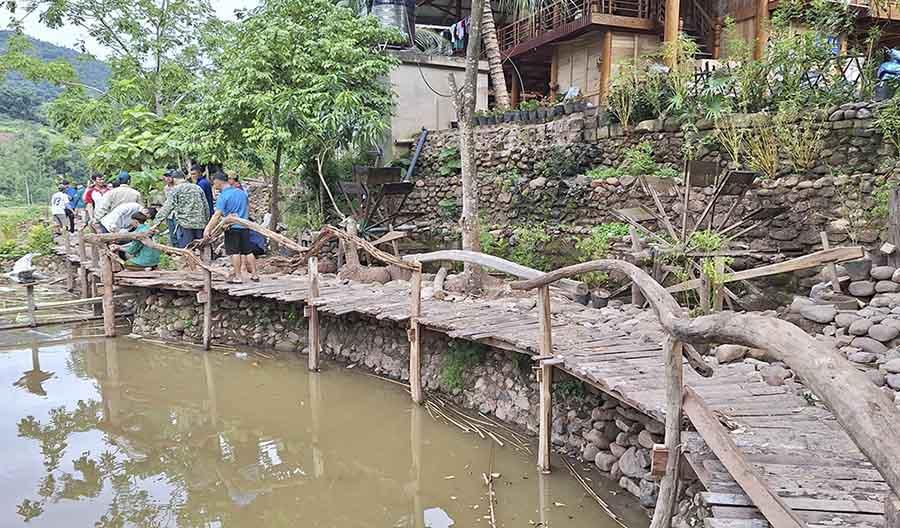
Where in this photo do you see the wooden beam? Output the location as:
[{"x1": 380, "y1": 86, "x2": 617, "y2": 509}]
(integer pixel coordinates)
[
  {"x1": 549, "y1": 47, "x2": 560, "y2": 97},
  {"x1": 308, "y1": 256, "x2": 321, "y2": 372},
  {"x1": 753, "y1": 0, "x2": 769, "y2": 60},
  {"x1": 664, "y1": 0, "x2": 680, "y2": 65},
  {"x1": 599, "y1": 30, "x2": 612, "y2": 104},
  {"x1": 683, "y1": 387, "x2": 805, "y2": 528},
  {"x1": 409, "y1": 267, "x2": 424, "y2": 404},
  {"x1": 100, "y1": 251, "x2": 116, "y2": 337},
  {"x1": 404, "y1": 250, "x2": 588, "y2": 297},
  {"x1": 537, "y1": 285, "x2": 553, "y2": 474},
  {"x1": 648, "y1": 338, "x2": 684, "y2": 528},
  {"x1": 0, "y1": 294, "x2": 133, "y2": 316},
  {"x1": 592, "y1": 14, "x2": 657, "y2": 31},
  {"x1": 511, "y1": 68, "x2": 521, "y2": 107},
  {"x1": 667, "y1": 246, "x2": 865, "y2": 294}
]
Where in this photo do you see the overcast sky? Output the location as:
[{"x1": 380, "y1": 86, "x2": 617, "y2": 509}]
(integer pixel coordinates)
[{"x1": 1, "y1": 0, "x2": 259, "y2": 58}]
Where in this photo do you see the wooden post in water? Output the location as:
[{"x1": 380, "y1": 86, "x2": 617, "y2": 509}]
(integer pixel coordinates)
[
  {"x1": 202, "y1": 246, "x2": 213, "y2": 351},
  {"x1": 409, "y1": 266, "x2": 423, "y2": 404},
  {"x1": 649, "y1": 337, "x2": 684, "y2": 528},
  {"x1": 537, "y1": 285, "x2": 553, "y2": 473},
  {"x1": 77, "y1": 231, "x2": 89, "y2": 299},
  {"x1": 100, "y1": 249, "x2": 116, "y2": 337},
  {"x1": 629, "y1": 226, "x2": 646, "y2": 307},
  {"x1": 90, "y1": 239, "x2": 99, "y2": 270},
  {"x1": 308, "y1": 256, "x2": 320, "y2": 372},
  {"x1": 25, "y1": 283, "x2": 36, "y2": 327}
]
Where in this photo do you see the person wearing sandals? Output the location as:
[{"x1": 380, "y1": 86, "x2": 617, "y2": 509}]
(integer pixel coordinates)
[{"x1": 204, "y1": 171, "x2": 259, "y2": 283}]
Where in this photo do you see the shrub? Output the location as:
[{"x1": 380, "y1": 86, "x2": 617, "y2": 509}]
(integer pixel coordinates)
[
  {"x1": 437, "y1": 146, "x2": 461, "y2": 176},
  {"x1": 437, "y1": 198, "x2": 460, "y2": 219},
  {"x1": 774, "y1": 108, "x2": 825, "y2": 172},
  {"x1": 876, "y1": 96, "x2": 900, "y2": 155},
  {"x1": 509, "y1": 224, "x2": 552, "y2": 271},
  {"x1": 745, "y1": 125, "x2": 780, "y2": 179},
  {"x1": 26, "y1": 225, "x2": 54, "y2": 255},
  {"x1": 533, "y1": 145, "x2": 591, "y2": 180},
  {"x1": 585, "y1": 166, "x2": 620, "y2": 180},
  {"x1": 621, "y1": 142, "x2": 657, "y2": 177},
  {"x1": 689, "y1": 229, "x2": 725, "y2": 253},
  {"x1": 576, "y1": 223, "x2": 630, "y2": 260},
  {"x1": 442, "y1": 341, "x2": 485, "y2": 390},
  {"x1": 714, "y1": 117, "x2": 747, "y2": 168}
]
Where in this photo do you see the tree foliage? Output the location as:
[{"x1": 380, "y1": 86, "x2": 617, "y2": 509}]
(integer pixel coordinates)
[{"x1": 186, "y1": 0, "x2": 401, "y2": 222}]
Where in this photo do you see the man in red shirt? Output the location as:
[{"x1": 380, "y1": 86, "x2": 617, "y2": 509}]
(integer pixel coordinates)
[{"x1": 84, "y1": 174, "x2": 109, "y2": 221}]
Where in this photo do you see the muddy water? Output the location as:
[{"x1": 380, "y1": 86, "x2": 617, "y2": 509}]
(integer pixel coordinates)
[{"x1": 0, "y1": 327, "x2": 647, "y2": 528}]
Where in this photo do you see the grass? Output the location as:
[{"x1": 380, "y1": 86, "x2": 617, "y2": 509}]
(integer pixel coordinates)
[{"x1": 0, "y1": 205, "x2": 52, "y2": 260}]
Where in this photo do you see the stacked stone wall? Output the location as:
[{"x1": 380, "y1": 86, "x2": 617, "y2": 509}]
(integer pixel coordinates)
[{"x1": 406, "y1": 102, "x2": 893, "y2": 261}]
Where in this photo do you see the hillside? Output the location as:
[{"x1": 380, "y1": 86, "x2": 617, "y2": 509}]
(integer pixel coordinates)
[{"x1": 0, "y1": 31, "x2": 110, "y2": 123}]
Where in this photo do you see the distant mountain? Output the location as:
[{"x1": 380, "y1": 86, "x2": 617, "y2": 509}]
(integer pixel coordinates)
[{"x1": 0, "y1": 31, "x2": 110, "y2": 123}]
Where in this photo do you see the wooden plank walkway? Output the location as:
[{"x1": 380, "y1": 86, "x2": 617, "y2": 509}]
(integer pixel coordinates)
[{"x1": 58, "y1": 254, "x2": 891, "y2": 528}]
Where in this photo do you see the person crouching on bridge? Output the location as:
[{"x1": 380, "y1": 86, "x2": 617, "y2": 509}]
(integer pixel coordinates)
[
  {"x1": 205, "y1": 171, "x2": 259, "y2": 284},
  {"x1": 109, "y1": 211, "x2": 161, "y2": 271}
]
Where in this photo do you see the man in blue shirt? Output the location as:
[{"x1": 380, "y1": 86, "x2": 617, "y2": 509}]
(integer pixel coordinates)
[
  {"x1": 191, "y1": 164, "x2": 214, "y2": 216},
  {"x1": 204, "y1": 171, "x2": 258, "y2": 283}
]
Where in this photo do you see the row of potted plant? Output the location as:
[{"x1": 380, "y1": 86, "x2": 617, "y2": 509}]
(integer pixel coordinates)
[{"x1": 474, "y1": 98, "x2": 590, "y2": 126}]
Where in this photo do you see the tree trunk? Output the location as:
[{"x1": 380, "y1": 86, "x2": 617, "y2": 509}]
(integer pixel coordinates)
[
  {"x1": 455, "y1": 0, "x2": 486, "y2": 292},
  {"x1": 270, "y1": 143, "x2": 283, "y2": 228},
  {"x1": 482, "y1": 2, "x2": 510, "y2": 110}
]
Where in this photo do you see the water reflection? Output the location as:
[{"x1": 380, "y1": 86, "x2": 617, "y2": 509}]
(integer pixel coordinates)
[{"x1": 0, "y1": 335, "x2": 640, "y2": 528}]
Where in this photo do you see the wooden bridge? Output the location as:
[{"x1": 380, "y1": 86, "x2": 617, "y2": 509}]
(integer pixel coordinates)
[{"x1": 31, "y1": 228, "x2": 900, "y2": 528}]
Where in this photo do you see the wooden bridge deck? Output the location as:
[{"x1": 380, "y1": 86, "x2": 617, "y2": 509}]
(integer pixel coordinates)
[{"x1": 59, "y1": 255, "x2": 890, "y2": 528}]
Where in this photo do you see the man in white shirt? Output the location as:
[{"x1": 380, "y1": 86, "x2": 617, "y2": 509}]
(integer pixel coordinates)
[
  {"x1": 49, "y1": 184, "x2": 70, "y2": 235},
  {"x1": 99, "y1": 202, "x2": 143, "y2": 234},
  {"x1": 94, "y1": 172, "x2": 142, "y2": 222}
]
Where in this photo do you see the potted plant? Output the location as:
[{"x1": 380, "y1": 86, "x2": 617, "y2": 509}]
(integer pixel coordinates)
[
  {"x1": 474, "y1": 110, "x2": 489, "y2": 126},
  {"x1": 519, "y1": 100, "x2": 540, "y2": 122}
]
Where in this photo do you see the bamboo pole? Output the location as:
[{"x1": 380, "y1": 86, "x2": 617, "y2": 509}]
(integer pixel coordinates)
[
  {"x1": 649, "y1": 338, "x2": 684, "y2": 528},
  {"x1": 100, "y1": 251, "x2": 116, "y2": 337},
  {"x1": 308, "y1": 256, "x2": 320, "y2": 372},
  {"x1": 202, "y1": 246, "x2": 213, "y2": 351},
  {"x1": 25, "y1": 284, "x2": 36, "y2": 328},
  {"x1": 713, "y1": 258, "x2": 725, "y2": 312},
  {"x1": 537, "y1": 285, "x2": 553, "y2": 473},
  {"x1": 409, "y1": 266, "x2": 423, "y2": 404},
  {"x1": 0, "y1": 294, "x2": 132, "y2": 316}
]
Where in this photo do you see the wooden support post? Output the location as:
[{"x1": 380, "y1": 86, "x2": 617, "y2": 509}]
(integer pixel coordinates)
[
  {"x1": 100, "y1": 250, "x2": 116, "y2": 337},
  {"x1": 549, "y1": 48, "x2": 559, "y2": 97},
  {"x1": 538, "y1": 361, "x2": 553, "y2": 474},
  {"x1": 629, "y1": 226, "x2": 646, "y2": 307},
  {"x1": 887, "y1": 188, "x2": 900, "y2": 268},
  {"x1": 887, "y1": 494, "x2": 900, "y2": 528},
  {"x1": 409, "y1": 267, "x2": 423, "y2": 404},
  {"x1": 537, "y1": 285, "x2": 553, "y2": 473},
  {"x1": 713, "y1": 258, "x2": 725, "y2": 313},
  {"x1": 753, "y1": 0, "x2": 768, "y2": 60},
  {"x1": 699, "y1": 269, "x2": 711, "y2": 313},
  {"x1": 25, "y1": 284, "x2": 36, "y2": 328},
  {"x1": 65, "y1": 262, "x2": 74, "y2": 292},
  {"x1": 599, "y1": 31, "x2": 613, "y2": 104},
  {"x1": 511, "y1": 70, "x2": 521, "y2": 108},
  {"x1": 820, "y1": 232, "x2": 842, "y2": 294},
  {"x1": 202, "y1": 246, "x2": 213, "y2": 351},
  {"x1": 91, "y1": 276, "x2": 102, "y2": 316},
  {"x1": 649, "y1": 338, "x2": 684, "y2": 528},
  {"x1": 90, "y1": 241, "x2": 99, "y2": 270},
  {"x1": 664, "y1": 0, "x2": 680, "y2": 66},
  {"x1": 77, "y1": 231, "x2": 89, "y2": 299},
  {"x1": 308, "y1": 256, "x2": 320, "y2": 372},
  {"x1": 63, "y1": 231, "x2": 71, "y2": 255}
]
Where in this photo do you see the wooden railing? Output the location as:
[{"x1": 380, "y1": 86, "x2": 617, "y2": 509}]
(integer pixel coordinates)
[{"x1": 497, "y1": 0, "x2": 594, "y2": 54}]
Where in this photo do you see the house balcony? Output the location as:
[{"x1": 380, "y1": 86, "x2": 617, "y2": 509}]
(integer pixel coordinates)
[{"x1": 497, "y1": 0, "x2": 661, "y2": 58}]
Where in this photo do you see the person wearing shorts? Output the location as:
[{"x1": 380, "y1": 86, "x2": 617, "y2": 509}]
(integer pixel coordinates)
[
  {"x1": 204, "y1": 171, "x2": 258, "y2": 283},
  {"x1": 50, "y1": 185, "x2": 70, "y2": 234}
]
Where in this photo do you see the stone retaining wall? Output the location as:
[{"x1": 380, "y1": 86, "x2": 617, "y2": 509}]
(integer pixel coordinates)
[
  {"x1": 407, "y1": 101, "x2": 893, "y2": 261},
  {"x1": 131, "y1": 288, "x2": 706, "y2": 523}
]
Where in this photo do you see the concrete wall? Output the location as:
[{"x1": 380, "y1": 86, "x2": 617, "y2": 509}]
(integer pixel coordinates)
[{"x1": 386, "y1": 51, "x2": 489, "y2": 160}]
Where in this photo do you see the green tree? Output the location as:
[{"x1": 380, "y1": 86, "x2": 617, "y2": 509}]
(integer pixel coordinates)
[{"x1": 186, "y1": 0, "x2": 401, "y2": 226}]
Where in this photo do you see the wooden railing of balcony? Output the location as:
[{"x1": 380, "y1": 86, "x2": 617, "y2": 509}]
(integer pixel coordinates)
[{"x1": 496, "y1": 0, "x2": 659, "y2": 55}]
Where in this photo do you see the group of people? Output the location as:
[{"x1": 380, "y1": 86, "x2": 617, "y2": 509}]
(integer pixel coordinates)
[{"x1": 50, "y1": 164, "x2": 266, "y2": 283}]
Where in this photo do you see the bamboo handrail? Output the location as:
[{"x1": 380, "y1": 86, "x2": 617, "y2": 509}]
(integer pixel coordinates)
[{"x1": 510, "y1": 259, "x2": 900, "y2": 500}]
